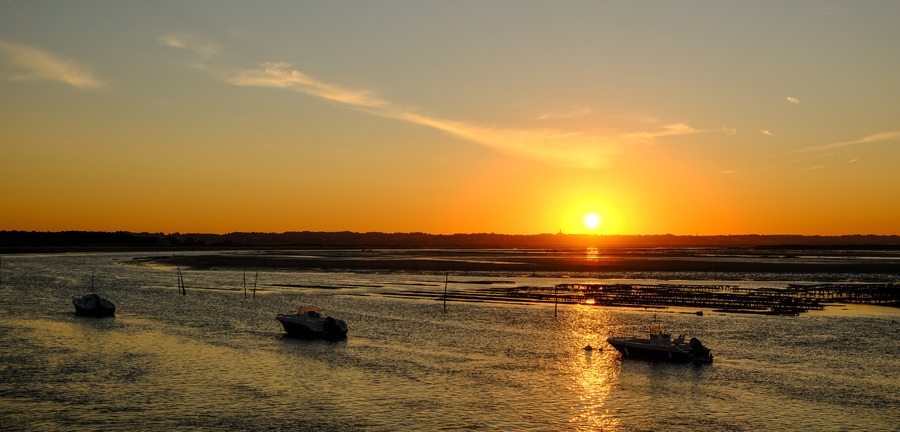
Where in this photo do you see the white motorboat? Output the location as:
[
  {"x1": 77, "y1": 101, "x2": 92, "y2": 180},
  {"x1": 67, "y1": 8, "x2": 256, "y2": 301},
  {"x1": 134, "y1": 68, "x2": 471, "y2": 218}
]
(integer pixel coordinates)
[{"x1": 276, "y1": 306, "x2": 348, "y2": 340}]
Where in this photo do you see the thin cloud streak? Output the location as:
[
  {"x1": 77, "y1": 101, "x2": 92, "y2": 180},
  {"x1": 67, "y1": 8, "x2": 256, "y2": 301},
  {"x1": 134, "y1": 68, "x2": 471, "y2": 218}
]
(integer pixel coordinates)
[
  {"x1": 160, "y1": 33, "x2": 221, "y2": 59},
  {"x1": 225, "y1": 62, "x2": 385, "y2": 107},
  {"x1": 0, "y1": 39, "x2": 102, "y2": 88},
  {"x1": 621, "y1": 123, "x2": 734, "y2": 142},
  {"x1": 786, "y1": 96, "x2": 800, "y2": 104},
  {"x1": 535, "y1": 106, "x2": 592, "y2": 120},
  {"x1": 391, "y1": 111, "x2": 619, "y2": 168},
  {"x1": 789, "y1": 131, "x2": 900, "y2": 154},
  {"x1": 218, "y1": 62, "x2": 727, "y2": 169}
]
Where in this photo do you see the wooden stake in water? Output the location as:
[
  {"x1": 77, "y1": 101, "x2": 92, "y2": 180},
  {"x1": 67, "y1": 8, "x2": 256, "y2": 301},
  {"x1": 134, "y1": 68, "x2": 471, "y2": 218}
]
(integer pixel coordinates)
[
  {"x1": 243, "y1": 267, "x2": 247, "y2": 299},
  {"x1": 253, "y1": 263, "x2": 259, "y2": 300},
  {"x1": 554, "y1": 285, "x2": 558, "y2": 318},
  {"x1": 443, "y1": 273, "x2": 449, "y2": 312},
  {"x1": 175, "y1": 257, "x2": 186, "y2": 296}
]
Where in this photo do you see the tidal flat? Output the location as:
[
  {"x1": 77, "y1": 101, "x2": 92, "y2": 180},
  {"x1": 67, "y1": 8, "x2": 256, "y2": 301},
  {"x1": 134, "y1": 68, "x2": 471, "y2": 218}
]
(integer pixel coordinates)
[{"x1": 1, "y1": 250, "x2": 898, "y2": 431}]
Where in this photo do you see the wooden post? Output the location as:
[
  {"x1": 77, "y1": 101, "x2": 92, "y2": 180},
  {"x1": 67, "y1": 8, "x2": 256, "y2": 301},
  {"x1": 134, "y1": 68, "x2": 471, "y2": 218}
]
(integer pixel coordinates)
[
  {"x1": 554, "y1": 285, "x2": 558, "y2": 318},
  {"x1": 253, "y1": 265, "x2": 259, "y2": 300},
  {"x1": 175, "y1": 258, "x2": 186, "y2": 296},
  {"x1": 443, "y1": 273, "x2": 449, "y2": 312}
]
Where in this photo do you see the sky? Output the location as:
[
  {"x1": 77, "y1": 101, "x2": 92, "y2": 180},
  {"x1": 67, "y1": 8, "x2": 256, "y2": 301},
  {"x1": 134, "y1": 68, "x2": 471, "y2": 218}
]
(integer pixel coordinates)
[{"x1": 1, "y1": 1, "x2": 899, "y2": 236}]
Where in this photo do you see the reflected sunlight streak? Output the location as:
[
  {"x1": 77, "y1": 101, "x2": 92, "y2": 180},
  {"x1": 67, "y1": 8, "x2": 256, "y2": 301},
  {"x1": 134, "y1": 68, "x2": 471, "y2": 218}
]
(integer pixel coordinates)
[{"x1": 563, "y1": 306, "x2": 621, "y2": 430}]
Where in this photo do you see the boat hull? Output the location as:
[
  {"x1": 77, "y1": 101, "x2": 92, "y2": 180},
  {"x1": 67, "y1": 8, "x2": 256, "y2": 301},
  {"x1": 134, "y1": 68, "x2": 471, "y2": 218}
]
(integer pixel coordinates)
[
  {"x1": 72, "y1": 295, "x2": 116, "y2": 317},
  {"x1": 607, "y1": 337, "x2": 712, "y2": 364},
  {"x1": 276, "y1": 314, "x2": 348, "y2": 340}
]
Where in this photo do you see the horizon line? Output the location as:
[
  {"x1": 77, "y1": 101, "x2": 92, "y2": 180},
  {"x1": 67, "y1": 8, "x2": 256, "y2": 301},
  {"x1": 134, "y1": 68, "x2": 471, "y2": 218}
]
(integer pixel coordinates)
[{"x1": 3, "y1": 230, "x2": 899, "y2": 238}]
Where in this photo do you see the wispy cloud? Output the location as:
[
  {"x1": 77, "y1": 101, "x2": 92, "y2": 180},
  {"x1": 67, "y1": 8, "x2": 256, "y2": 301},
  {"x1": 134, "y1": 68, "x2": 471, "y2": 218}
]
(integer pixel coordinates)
[
  {"x1": 535, "y1": 106, "x2": 592, "y2": 120},
  {"x1": 164, "y1": 40, "x2": 729, "y2": 168},
  {"x1": 387, "y1": 111, "x2": 620, "y2": 168},
  {"x1": 159, "y1": 33, "x2": 221, "y2": 58},
  {"x1": 0, "y1": 39, "x2": 102, "y2": 88},
  {"x1": 225, "y1": 62, "x2": 385, "y2": 107},
  {"x1": 759, "y1": 129, "x2": 772, "y2": 136},
  {"x1": 786, "y1": 96, "x2": 800, "y2": 104},
  {"x1": 621, "y1": 123, "x2": 734, "y2": 142},
  {"x1": 789, "y1": 131, "x2": 900, "y2": 154},
  {"x1": 222, "y1": 63, "x2": 729, "y2": 168}
]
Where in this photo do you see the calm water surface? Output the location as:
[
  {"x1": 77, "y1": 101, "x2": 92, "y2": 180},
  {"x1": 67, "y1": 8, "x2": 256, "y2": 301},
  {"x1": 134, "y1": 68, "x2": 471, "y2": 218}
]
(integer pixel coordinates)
[{"x1": 1, "y1": 252, "x2": 898, "y2": 431}]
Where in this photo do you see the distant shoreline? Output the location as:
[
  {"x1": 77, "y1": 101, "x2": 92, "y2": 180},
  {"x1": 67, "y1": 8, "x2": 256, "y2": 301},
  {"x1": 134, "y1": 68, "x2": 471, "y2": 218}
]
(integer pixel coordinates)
[
  {"x1": 127, "y1": 249, "x2": 900, "y2": 279},
  {"x1": 3, "y1": 230, "x2": 900, "y2": 254}
]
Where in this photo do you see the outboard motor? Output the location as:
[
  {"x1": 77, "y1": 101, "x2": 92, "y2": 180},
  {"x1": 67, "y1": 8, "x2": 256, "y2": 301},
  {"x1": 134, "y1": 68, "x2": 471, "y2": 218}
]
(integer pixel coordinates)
[
  {"x1": 689, "y1": 338, "x2": 713, "y2": 363},
  {"x1": 324, "y1": 316, "x2": 338, "y2": 332}
]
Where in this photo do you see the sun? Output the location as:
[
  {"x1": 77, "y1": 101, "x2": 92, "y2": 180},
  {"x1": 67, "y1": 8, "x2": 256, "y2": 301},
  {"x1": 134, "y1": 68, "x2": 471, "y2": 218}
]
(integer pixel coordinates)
[{"x1": 584, "y1": 212, "x2": 601, "y2": 229}]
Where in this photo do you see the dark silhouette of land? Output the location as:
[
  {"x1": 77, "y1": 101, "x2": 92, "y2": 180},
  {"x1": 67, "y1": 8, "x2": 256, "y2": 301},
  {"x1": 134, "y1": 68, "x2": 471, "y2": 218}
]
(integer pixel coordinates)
[
  {"x1": 4, "y1": 231, "x2": 900, "y2": 276},
  {"x1": 2, "y1": 230, "x2": 900, "y2": 252}
]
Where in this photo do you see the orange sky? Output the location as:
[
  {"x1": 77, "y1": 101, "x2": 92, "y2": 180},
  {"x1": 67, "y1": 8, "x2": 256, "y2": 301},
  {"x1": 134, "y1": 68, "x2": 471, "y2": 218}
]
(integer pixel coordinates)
[{"x1": 2, "y1": 2, "x2": 899, "y2": 235}]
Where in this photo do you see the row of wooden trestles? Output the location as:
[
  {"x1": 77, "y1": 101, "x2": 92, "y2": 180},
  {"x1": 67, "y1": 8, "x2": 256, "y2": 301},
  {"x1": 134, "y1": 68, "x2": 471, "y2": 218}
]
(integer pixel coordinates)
[{"x1": 514, "y1": 282, "x2": 899, "y2": 314}]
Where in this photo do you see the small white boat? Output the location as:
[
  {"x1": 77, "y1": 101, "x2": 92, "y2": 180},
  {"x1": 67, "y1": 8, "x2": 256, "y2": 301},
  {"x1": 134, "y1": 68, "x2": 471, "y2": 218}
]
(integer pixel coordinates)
[
  {"x1": 73, "y1": 293, "x2": 116, "y2": 317},
  {"x1": 276, "y1": 306, "x2": 348, "y2": 340},
  {"x1": 607, "y1": 323, "x2": 712, "y2": 364}
]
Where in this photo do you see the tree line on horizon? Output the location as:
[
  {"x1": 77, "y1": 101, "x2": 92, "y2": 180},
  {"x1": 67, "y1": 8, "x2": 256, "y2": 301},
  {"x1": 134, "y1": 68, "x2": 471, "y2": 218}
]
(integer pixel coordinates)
[{"x1": 1, "y1": 230, "x2": 899, "y2": 251}]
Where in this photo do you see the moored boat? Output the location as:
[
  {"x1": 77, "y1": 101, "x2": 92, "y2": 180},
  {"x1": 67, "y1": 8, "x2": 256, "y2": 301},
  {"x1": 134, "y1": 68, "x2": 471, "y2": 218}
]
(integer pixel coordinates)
[
  {"x1": 73, "y1": 293, "x2": 116, "y2": 317},
  {"x1": 607, "y1": 323, "x2": 712, "y2": 364},
  {"x1": 276, "y1": 306, "x2": 348, "y2": 340}
]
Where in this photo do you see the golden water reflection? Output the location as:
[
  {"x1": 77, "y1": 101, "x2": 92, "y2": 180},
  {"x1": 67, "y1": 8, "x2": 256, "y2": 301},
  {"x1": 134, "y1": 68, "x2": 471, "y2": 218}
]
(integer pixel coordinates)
[
  {"x1": 584, "y1": 247, "x2": 604, "y2": 261},
  {"x1": 560, "y1": 305, "x2": 622, "y2": 431}
]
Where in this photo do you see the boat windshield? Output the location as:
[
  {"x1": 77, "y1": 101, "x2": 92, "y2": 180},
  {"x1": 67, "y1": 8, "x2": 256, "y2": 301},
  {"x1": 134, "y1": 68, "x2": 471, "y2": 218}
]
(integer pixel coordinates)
[{"x1": 298, "y1": 306, "x2": 321, "y2": 315}]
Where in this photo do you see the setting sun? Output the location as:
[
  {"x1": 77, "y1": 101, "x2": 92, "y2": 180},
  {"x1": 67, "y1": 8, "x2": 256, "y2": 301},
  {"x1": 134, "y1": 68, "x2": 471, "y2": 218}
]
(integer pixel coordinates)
[{"x1": 584, "y1": 213, "x2": 601, "y2": 229}]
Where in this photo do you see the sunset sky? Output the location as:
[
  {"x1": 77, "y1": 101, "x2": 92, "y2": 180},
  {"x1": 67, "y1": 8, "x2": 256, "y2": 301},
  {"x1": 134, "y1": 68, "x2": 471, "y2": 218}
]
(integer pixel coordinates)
[{"x1": 2, "y1": 1, "x2": 898, "y2": 235}]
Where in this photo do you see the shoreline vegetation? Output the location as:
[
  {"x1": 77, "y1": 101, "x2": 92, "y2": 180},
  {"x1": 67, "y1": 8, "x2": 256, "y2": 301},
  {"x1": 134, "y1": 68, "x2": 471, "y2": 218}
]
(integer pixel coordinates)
[
  {"x1": 2, "y1": 230, "x2": 900, "y2": 252},
  {"x1": 3, "y1": 230, "x2": 900, "y2": 275}
]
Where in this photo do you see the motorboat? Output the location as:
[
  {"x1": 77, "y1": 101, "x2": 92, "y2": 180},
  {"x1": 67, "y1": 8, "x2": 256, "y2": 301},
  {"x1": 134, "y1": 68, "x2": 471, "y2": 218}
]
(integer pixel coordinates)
[
  {"x1": 73, "y1": 293, "x2": 116, "y2": 317},
  {"x1": 607, "y1": 323, "x2": 712, "y2": 364},
  {"x1": 276, "y1": 306, "x2": 348, "y2": 340}
]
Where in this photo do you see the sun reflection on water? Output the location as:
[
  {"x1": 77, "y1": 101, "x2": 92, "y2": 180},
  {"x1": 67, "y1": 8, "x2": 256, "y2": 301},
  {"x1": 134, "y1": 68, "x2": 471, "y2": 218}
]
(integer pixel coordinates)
[
  {"x1": 559, "y1": 305, "x2": 622, "y2": 431},
  {"x1": 584, "y1": 247, "x2": 603, "y2": 261}
]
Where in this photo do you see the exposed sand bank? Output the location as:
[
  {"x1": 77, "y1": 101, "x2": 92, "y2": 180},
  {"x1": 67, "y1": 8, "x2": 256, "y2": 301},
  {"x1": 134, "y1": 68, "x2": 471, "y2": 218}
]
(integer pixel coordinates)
[{"x1": 133, "y1": 249, "x2": 900, "y2": 277}]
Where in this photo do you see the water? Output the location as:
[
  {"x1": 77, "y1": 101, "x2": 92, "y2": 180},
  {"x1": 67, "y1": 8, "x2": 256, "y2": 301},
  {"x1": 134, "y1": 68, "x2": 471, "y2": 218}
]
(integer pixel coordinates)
[{"x1": 1, "y1": 252, "x2": 898, "y2": 431}]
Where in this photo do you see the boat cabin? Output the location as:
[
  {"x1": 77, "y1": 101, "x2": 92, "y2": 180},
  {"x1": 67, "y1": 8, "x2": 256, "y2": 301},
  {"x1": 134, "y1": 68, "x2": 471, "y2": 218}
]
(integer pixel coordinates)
[{"x1": 297, "y1": 306, "x2": 321, "y2": 317}]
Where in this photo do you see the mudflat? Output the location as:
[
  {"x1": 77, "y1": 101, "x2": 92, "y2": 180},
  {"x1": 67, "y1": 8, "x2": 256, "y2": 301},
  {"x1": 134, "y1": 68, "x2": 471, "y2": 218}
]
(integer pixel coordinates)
[{"x1": 137, "y1": 248, "x2": 900, "y2": 276}]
